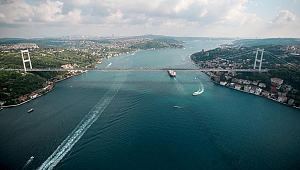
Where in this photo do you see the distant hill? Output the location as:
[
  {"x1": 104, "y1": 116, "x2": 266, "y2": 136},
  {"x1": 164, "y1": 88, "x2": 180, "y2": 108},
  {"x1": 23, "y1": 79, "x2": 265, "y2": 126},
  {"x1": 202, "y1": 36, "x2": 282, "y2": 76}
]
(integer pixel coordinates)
[
  {"x1": 0, "y1": 38, "x2": 29, "y2": 44},
  {"x1": 233, "y1": 38, "x2": 300, "y2": 46}
]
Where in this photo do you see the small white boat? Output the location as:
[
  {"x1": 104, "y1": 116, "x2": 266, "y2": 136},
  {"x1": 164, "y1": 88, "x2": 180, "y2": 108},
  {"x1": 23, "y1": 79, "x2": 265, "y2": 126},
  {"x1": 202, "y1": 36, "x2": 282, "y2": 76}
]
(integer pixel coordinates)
[
  {"x1": 28, "y1": 108, "x2": 34, "y2": 113},
  {"x1": 174, "y1": 106, "x2": 179, "y2": 108},
  {"x1": 29, "y1": 156, "x2": 34, "y2": 161},
  {"x1": 192, "y1": 91, "x2": 201, "y2": 96},
  {"x1": 192, "y1": 84, "x2": 204, "y2": 96}
]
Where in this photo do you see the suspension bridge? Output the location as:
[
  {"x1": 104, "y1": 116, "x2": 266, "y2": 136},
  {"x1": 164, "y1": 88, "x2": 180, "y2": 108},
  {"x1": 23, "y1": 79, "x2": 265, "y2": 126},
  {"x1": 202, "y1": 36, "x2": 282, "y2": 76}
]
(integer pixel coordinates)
[{"x1": 2, "y1": 48, "x2": 297, "y2": 73}]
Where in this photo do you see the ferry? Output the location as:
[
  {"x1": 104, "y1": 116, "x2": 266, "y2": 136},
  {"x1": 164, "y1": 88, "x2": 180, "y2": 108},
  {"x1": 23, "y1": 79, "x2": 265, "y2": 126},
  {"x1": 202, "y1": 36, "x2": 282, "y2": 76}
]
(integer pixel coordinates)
[
  {"x1": 168, "y1": 70, "x2": 176, "y2": 77},
  {"x1": 28, "y1": 108, "x2": 34, "y2": 113}
]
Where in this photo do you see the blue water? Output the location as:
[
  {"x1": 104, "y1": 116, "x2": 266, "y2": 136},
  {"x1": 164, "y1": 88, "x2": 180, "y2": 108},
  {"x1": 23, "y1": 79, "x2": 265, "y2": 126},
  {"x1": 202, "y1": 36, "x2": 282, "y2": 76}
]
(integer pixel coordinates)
[{"x1": 0, "y1": 40, "x2": 300, "y2": 170}]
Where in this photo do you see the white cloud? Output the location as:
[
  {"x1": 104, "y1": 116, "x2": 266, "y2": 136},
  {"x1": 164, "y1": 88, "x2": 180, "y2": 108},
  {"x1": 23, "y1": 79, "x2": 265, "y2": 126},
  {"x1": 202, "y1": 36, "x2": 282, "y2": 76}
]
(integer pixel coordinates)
[
  {"x1": 0, "y1": 0, "x2": 81, "y2": 25},
  {"x1": 0, "y1": 13, "x2": 5, "y2": 20},
  {"x1": 0, "y1": 0, "x2": 299, "y2": 37},
  {"x1": 269, "y1": 10, "x2": 298, "y2": 26}
]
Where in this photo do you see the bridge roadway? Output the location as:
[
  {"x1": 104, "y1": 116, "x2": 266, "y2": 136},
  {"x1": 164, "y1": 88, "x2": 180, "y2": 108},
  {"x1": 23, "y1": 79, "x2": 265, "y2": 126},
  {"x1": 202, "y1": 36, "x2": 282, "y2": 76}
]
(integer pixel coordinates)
[{"x1": 5, "y1": 68, "x2": 269, "y2": 72}]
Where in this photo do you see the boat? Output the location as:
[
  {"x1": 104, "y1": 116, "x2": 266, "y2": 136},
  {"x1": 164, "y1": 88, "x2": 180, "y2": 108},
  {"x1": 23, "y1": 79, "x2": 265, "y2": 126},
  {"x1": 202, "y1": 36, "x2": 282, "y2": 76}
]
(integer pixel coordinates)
[
  {"x1": 192, "y1": 91, "x2": 201, "y2": 96},
  {"x1": 192, "y1": 85, "x2": 202, "y2": 96},
  {"x1": 174, "y1": 106, "x2": 179, "y2": 108},
  {"x1": 28, "y1": 108, "x2": 34, "y2": 113},
  {"x1": 167, "y1": 70, "x2": 176, "y2": 77},
  {"x1": 29, "y1": 156, "x2": 34, "y2": 161}
]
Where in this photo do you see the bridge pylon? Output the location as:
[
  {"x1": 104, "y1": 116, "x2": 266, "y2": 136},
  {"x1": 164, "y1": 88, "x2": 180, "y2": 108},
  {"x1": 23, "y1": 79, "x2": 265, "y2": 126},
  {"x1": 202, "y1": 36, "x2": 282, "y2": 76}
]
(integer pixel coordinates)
[
  {"x1": 21, "y1": 49, "x2": 32, "y2": 72},
  {"x1": 253, "y1": 49, "x2": 264, "y2": 72}
]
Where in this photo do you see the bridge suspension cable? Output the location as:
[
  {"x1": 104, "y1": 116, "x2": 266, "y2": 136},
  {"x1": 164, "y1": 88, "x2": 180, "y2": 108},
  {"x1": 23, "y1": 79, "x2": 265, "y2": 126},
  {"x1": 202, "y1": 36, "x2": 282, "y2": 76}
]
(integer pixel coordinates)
[
  {"x1": 264, "y1": 51, "x2": 299, "y2": 70},
  {"x1": 218, "y1": 49, "x2": 255, "y2": 60}
]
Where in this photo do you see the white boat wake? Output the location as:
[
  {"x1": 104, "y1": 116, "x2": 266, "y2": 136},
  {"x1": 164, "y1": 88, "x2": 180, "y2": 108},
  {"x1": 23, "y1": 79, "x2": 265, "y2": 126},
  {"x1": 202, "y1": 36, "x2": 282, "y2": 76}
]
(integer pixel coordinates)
[
  {"x1": 193, "y1": 83, "x2": 204, "y2": 96},
  {"x1": 22, "y1": 156, "x2": 34, "y2": 169},
  {"x1": 37, "y1": 73, "x2": 128, "y2": 170},
  {"x1": 174, "y1": 78, "x2": 188, "y2": 95}
]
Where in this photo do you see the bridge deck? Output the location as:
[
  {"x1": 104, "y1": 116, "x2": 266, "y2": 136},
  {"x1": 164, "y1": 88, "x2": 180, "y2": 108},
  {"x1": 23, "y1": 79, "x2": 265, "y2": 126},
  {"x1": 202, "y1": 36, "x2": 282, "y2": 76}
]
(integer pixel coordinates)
[{"x1": 3, "y1": 68, "x2": 269, "y2": 72}]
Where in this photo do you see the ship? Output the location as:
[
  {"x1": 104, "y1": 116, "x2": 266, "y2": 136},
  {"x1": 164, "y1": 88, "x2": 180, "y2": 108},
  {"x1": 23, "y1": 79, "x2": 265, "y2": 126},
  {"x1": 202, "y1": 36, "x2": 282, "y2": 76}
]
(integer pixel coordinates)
[{"x1": 167, "y1": 70, "x2": 176, "y2": 77}]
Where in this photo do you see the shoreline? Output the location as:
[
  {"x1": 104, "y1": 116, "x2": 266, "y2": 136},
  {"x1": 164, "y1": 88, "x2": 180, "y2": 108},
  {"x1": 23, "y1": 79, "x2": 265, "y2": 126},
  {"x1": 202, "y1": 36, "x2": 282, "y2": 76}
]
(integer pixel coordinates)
[
  {"x1": 1, "y1": 71, "x2": 87, "y2": 109},
  {"x1": 210, "y1": 80, "x2": 300, "y2": 110}
]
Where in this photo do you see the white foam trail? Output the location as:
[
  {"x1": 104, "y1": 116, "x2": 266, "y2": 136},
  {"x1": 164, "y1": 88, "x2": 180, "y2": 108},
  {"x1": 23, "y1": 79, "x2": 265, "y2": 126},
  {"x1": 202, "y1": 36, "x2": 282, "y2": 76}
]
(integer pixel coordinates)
[
  {"x1": 37, "y1": 75, "x2": 127, "y2": 170},
  {"x1": 22, "y1": 159, "x2": 33, "y2": 169},
  {"x1": 197, "y1": 83, "x2": 205, "y2": 94},
  {"x1": 175, "y1": 82, "x2": 187, "y2": 95}
]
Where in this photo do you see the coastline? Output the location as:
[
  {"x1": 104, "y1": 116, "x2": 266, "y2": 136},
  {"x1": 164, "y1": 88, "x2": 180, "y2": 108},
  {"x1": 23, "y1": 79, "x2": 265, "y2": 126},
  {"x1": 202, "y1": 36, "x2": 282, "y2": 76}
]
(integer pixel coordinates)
[
  {"x1": 210, "y1": 79, "x2": 300, "y2": 110},
  {"x1": 1, "y1": 71, "x2": 87, "y2": 109}
]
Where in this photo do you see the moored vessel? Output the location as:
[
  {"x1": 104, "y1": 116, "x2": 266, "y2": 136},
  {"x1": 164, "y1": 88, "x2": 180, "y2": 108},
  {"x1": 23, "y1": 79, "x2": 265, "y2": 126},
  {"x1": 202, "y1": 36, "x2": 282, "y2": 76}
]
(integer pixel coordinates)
[{"x1": 168, "y1": 70, "x2": 176, "y2": 77}]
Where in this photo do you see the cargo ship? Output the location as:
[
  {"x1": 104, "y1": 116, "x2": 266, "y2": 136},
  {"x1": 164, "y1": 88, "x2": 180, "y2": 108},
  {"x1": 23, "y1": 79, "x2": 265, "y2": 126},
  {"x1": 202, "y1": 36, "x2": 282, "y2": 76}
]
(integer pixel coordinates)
[{"x1": 168, "y1": 70, "x2": 176, "y2": 77}]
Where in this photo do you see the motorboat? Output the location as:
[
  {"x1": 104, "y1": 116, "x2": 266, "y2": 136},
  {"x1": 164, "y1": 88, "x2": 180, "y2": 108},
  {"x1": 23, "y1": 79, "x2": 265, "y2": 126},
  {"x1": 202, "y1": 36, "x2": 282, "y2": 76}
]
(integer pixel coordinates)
[
  {"x1": 192, "y1": 91, "x2": 201, "y2": 96},
  {"x1": 29, "y1": 156, "x2": 34, "y2": 161}
]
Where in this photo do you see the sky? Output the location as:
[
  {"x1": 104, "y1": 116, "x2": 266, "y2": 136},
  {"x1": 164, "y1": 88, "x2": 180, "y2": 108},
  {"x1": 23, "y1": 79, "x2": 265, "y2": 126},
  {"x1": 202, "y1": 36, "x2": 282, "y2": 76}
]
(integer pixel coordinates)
[{"x1": 0, "y1": 0, "x2": 299, "y2": 38}]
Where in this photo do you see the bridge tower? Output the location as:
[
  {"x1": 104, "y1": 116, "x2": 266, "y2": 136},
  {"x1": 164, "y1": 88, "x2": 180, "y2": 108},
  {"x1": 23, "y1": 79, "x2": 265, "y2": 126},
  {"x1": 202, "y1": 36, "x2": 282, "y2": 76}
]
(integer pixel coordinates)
[
  {"x1": 253, "y1": 49, "x2": 264, "y2": 72},
  {"x1": 21, "y1": 49, "x2": 32, "y2": 72}
]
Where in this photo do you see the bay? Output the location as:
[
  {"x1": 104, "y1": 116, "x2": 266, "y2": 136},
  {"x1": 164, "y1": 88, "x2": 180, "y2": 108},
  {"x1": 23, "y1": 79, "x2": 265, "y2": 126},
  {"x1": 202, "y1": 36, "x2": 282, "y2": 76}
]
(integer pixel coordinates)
[{"x1": 0, "y1": 39, "x2": 300, "y2": 170}]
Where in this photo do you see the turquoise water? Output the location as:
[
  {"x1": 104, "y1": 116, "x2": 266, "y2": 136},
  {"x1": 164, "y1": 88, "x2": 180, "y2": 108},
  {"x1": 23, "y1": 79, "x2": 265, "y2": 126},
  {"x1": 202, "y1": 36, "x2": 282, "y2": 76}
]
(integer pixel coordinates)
[{"x1": 0, "y1": 40, "x2": 300, "y2": 170}]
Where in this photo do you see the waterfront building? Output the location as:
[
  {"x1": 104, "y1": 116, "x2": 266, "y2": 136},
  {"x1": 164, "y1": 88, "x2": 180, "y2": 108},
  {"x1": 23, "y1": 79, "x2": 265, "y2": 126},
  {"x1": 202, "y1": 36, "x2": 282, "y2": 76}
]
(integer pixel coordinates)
[
  {"x1": 261, "y1": 91, "x2": 270, "y2": 97},
  {"x1": 288, "y1": 99, "x2": 295, "y2": 105},
  {"x1": 259, "y1": 83, "x2": 266, "y2": 88},
  {"x1": 18, "y1": 96, "x2": 27, "y2": 102},
  {"x1": 278, "y1": 96, "x2": 288, "y2": 103},
  {"x1": 29, "y1": 93, "x2": 38, "y2": 99},
  {"x1": 220, "y1": 81, "x2": 227, "y2": 86},
  {"x1": 244, "y1": 85, "x2": 251, "y2": 92},
  {"x1": 271, "y1": 77, "x2": 284, "y2": 86},
  {"x1": 255, "y1": 87, "x2": 262, "y2": 95},
  {"x1": 234, "y1": 84, "x2": 242, "y2": 90}
]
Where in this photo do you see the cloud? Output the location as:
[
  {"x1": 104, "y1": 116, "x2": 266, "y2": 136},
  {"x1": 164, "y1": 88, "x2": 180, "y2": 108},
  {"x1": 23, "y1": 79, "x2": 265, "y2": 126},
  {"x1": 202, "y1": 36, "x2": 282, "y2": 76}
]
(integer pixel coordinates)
[
  {"x1": 269, "y1": 10, "x2": 298, "y2": 27},
  {"x1": 0, "y1": 0, "x2": 81, "y2": 26},
  {"x1": 0, "y1": 0, "x2": 298, "y2": 38},
  {"x1": 0, "y1": 0, "x2": 262, "y2": 27}
]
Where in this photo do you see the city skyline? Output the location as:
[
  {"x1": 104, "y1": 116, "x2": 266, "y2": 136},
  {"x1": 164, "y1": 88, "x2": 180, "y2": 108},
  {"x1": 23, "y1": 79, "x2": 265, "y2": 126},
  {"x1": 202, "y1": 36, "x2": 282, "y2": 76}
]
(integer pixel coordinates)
[{"x1": 0, "y1": 0, "x2": 299, "y2": 38}]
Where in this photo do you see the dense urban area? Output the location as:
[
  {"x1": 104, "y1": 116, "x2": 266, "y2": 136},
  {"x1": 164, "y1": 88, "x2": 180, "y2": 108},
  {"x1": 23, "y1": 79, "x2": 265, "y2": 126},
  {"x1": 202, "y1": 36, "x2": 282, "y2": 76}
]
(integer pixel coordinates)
[{"x1": 0, "y1": 36, "x2": 300, "y2": 109}]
